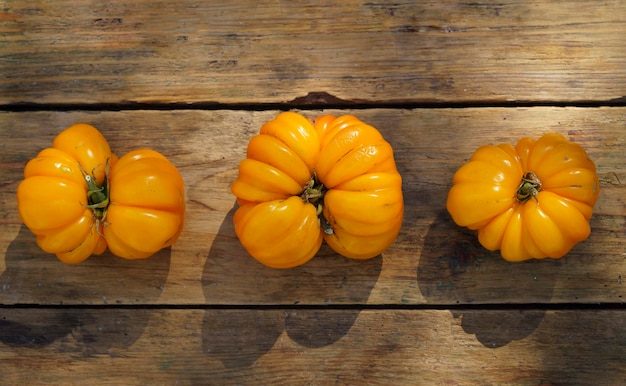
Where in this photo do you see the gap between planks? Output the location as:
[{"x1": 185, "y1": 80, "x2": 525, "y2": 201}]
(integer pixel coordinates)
[
  {"x1": 1, "y1": 94, "x2": 626, "y2": 113},
  {"x1": 1, "y1": 303, "x2": 625, "y2": 311}
]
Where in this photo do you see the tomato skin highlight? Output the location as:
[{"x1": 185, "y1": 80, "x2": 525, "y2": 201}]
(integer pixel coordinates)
[
  {"x1": 105, "y1": 149, "x2": 186, "y2": 260},
  {"x1": 17, "y1": 124, "x2": 185, "y2": 264},
  {"x1": 234, "y1": 197, "x2": 324, "y2": 269},
  {"x1": 231, "y1": 113, "x2": 404, "y2": 268},
  {"x1": 447, "y1": 133, "x2": 600, "y2": 262}
]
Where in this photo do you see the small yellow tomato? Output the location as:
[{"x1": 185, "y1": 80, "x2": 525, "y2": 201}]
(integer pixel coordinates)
[
  {"x1": 231, "y1": 112, "x2": 404, "y2": 268},
  {"x1": 446, "y1": 133, "x2": 600, "y2": 262},
  {"x1": 17, "y1": 124, "x2": 185, "y2": 263}
]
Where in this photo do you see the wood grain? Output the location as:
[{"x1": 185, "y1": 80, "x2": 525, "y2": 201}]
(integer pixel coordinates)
[
  {"x1": 1, "y1": 0, "x2": 625, "y2": 105},
  {"x1": 0, "y1": 308, "x2": 624, "y2": 385},
  {"x1": 1, "y1": 1, "x2": 625, "y2": 381},
  {"x1": 1, "y1": 108, "x2": 623, "y2": 306}
]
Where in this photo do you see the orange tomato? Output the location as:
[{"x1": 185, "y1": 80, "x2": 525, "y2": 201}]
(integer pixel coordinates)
[
  {"x1": 231, "y1": 112, "x2": 404, "y2": 268},
  {"x1": 17, "y1": 124, "x2": 185, "y2": 264},
  {"x1": 446, "y1": 133, "x2": 600, "y2": 262}
]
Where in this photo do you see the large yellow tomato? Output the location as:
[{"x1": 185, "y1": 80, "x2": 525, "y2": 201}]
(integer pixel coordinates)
[
  {"x1": 231, "y1": 112, "x2": 404, "y2": 268},
  {"x1": 446, "y1": 133, "x2": 600, "y2": 262},
  {"x1": 17, "y1": 123, "x2": 185, "y2": 264}
]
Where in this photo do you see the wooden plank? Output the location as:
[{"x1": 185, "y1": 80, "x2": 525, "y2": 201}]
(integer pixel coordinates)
[
  {"x1": 0, "y1": 108, "x2": 624, "y2": 305},
  {"x1": 0, "y1": 308, "x2": 624, "y2": 385},
  {"x1": 2, "y1": 0, "x2": 625, "y2": 105}
]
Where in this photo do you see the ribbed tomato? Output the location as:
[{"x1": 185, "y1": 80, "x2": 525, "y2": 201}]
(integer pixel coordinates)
[
  {"x1": 17, "y1": 123, "x2": 185, "y2": 264},
  {"x1": 231, "y1": 112, "x2": 404, "y2": 268},
  {"x1": 446, "y1": 133, "x2": 600, "y2": 262}
]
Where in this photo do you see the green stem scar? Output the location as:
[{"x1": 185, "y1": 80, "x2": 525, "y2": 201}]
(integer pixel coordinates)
[
  {"x1": 79, "y1": 161, "x2": 110, "y2": 223},
  {"x1": 300, "y1": 172, "x2": 333, "y2": 235},
  {"x1": 516, "y1": 171, "x2": 542, "y2": 203}
]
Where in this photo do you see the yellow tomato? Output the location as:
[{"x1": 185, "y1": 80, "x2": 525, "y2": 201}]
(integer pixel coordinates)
[
  {"x1": 446, "y1": 133, "x2": 600, "y2": 262},
  {"x1": 105, "y1": 149, "x2": 186, "y2": 259},
  {"x1": 231, "y1": 112, "x2": 404, "y2": 268},
  {"x1": 17, "y1": 124, "x2": 185, "y2": 263}
]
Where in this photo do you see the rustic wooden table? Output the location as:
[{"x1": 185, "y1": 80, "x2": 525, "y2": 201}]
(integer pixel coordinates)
[{"x1": 1, "y1": 1, "x2": 625, "y2": 384}]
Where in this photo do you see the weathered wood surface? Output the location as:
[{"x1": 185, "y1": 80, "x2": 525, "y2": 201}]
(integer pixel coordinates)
[
  {"x1": 0, "y1": 308, "x2": 624, "y2": 385},
  {"x1": 2, "y1": 0, "x2": 625, "y2": 105},
  {"x1": 1, "y1": 108, "x2": 624, "y2": 306},
  {"x1": 1, "y1": 0, "x2": 626, "y2": 383}
]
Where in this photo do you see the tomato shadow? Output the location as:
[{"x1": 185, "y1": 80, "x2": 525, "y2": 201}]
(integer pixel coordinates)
[
  {"x1": 202, "y1": 202, "x2": 382, "y2": 369},
  {"x1": 0, "y1": 225, "x2": 171, "y2": 355},
  {"x1": 417, "y1": 211, "x2": 560, "y2": 348}
]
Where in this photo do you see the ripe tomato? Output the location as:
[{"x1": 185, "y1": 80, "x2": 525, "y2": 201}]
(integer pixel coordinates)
[
  {"x1": 17, "y1": 123, "x2": 185, "y2": 264},
  {"x1": 104, "y1": 149, "x2": 186, "y2": 259},
  {"x1": 446, "y1": 133, "x2": 600, "y2": 262},
  {"x1": 231, "y1": 112, "x2": 404, "y2": 268}
]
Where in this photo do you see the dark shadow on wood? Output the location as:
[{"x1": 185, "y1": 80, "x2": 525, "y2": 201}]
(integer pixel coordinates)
[
  {"x1": 202, "y1": 203, "x2": 382, "y2": 368},
  {"x1": 0, "y1": 225, "x2": 172, "y2": 304},
  {"x1": 451, "y1": 309, "x2": 545, "y2": 348},
  {"x1": 0, "y1": 308, "x2": 153, "y2": 356},
  {"x1": 0, "y1": 225, "x2": 170, "y2": 354},
  {"x1": 417, "y1": 211, "x2": 559, "y2": 348},
  {"x1": 202, "y1": 309, "x2": 284, "y2": 369},
  {"x1": 284, "y1": 308, "x2": 360, "y2": 348}
]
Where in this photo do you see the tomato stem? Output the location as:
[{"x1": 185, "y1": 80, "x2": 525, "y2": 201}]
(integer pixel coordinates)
[
  {"x1": 79, "y1": 161, "x2": 110, "y2": 222},
  {"x1": 300, "y1": 172, "x2": 325, "y2": 204},
  {"x1": 516, "y1": 171, "x2": 542, "y2": 203},
  {"x1": 300, "y1": 171, "x2": 333, "y2": 235}
]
